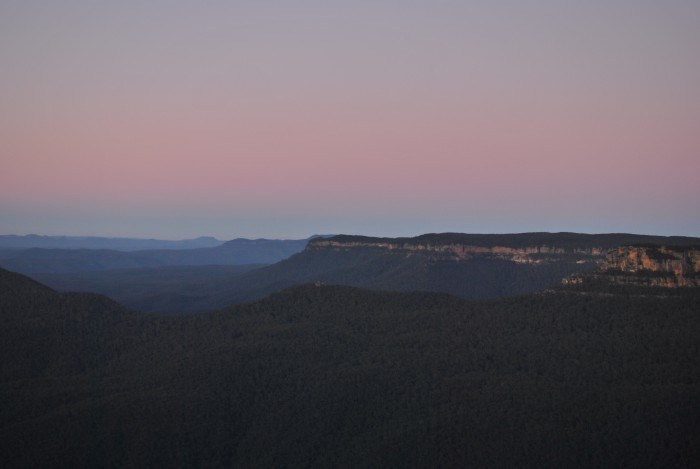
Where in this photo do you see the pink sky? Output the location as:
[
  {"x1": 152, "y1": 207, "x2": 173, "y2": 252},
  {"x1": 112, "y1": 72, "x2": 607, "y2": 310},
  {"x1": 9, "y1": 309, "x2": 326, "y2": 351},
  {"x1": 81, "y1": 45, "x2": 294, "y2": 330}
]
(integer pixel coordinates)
[{"x1": 1, "y1": 1, "x2": 699, "y2": 238}]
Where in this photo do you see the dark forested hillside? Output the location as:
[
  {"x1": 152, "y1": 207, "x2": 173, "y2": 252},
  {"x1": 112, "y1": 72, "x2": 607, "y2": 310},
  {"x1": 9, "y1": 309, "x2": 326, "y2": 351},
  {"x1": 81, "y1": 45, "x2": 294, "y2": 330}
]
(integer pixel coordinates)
[
  {"x1": 199, "y1": 246, "x2": 601, "y2": 307},
  {"x1": 2, "y1": 267, "x2": 699, "y2": 468}
]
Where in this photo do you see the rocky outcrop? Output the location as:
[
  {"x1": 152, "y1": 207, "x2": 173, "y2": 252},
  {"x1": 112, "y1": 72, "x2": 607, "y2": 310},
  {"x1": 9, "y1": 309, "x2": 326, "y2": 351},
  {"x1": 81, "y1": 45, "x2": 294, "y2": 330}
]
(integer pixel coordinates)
[
  {"x1": 604, "y1": 245, "x2": 700, "y2": 275},
  {"x1": 564, "y1": 245, "x2": 700, "y2": 288},
  {"x1": 602, "y1": 245, "x2": 700, "y2": 287}
]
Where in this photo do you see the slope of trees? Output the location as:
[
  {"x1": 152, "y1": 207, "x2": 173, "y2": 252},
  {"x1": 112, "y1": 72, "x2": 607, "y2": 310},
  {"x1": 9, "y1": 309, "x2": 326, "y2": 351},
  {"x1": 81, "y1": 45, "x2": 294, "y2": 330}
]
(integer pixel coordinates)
[{"x1": 2, "y1": 267, "x2": 699, "y2": 467}]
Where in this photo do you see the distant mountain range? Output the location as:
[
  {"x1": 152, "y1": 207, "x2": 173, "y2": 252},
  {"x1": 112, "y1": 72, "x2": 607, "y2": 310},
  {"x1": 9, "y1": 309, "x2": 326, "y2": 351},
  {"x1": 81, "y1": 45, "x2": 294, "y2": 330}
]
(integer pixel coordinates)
[
  {"x1": 0, "y1": 234, "x2": 224, "y2": 251},
  {"x1": 32, "y1": 232, "x2": 700, "y2": 313},
  {"x1": 1, "y1": 266, "x2": 698, "y2": 467},
  {"x1": 0, "y1": 236, "x2": 328, "y2": 273}
]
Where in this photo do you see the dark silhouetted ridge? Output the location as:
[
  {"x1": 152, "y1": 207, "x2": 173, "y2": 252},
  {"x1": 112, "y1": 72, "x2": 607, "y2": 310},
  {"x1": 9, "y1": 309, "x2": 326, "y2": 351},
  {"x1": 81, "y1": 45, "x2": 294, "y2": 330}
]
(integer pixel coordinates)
[{"x1": 311, "y1": 232, "x2": 700, "y2": 249}]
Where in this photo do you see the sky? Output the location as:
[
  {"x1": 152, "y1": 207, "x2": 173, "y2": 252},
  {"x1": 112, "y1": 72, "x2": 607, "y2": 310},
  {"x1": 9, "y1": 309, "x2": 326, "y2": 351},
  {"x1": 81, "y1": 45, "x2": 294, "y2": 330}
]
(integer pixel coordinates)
[{"x1": 1, "y1": 1, "x2": 699, "y2": 239}]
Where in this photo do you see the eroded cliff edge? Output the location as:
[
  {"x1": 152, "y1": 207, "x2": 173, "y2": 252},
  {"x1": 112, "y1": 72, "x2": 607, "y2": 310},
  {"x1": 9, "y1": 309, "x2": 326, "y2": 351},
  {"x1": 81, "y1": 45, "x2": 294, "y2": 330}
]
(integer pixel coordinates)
[
  {"x1": 308, "y1": 238, "x2": 603, "y2": 264},
  {"x1": 306, "y1": 233, "x2": 700, "y2": 267}
]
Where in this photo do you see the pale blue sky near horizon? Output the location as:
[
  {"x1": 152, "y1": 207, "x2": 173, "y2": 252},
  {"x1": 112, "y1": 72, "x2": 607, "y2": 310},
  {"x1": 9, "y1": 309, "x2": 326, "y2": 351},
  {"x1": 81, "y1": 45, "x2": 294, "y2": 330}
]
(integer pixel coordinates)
[{"x1": 2, "y1": 1, "x2": 699, "y2": 239}]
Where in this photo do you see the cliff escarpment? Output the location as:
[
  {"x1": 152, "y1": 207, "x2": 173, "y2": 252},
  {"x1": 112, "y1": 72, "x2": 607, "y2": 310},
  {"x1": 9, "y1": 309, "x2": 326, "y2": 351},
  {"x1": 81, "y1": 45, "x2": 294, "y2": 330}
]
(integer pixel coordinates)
[
  {"x1": 307, "y1": 233, "x2": 700, "y2": 266},
  {"x1": 307, "y1": 236, "x2": 606, "y2": 266}
]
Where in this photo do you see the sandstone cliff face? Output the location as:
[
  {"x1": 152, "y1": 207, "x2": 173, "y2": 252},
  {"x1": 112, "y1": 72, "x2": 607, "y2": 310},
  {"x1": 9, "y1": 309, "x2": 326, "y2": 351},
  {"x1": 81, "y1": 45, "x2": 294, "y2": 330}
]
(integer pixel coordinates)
[
  {"x1": 307, "y1": 239, "x2": 604, "y2": 265},
  {"x1": 565, "y1": 245, "x2": 700, "y2": 288},
  {"x1": 602, "y1": 245, "x2": 700, "y2": 287},
  {"x1": 604, "y1": 246, "x2": 700, "y2": 275}
]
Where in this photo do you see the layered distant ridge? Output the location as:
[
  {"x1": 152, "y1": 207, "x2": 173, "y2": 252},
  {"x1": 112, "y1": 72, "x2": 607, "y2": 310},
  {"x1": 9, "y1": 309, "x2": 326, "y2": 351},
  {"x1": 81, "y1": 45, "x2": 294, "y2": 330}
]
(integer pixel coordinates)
[{"x1": 17, "y1": 232, "x2": 700, "y2": 313}]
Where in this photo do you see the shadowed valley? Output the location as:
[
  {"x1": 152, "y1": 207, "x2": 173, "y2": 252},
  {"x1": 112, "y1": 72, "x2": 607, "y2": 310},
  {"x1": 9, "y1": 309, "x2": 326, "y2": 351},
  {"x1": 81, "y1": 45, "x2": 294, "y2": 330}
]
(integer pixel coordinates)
[{"x1": 26, "y1": 232, "x2": 700, "y2": 313}]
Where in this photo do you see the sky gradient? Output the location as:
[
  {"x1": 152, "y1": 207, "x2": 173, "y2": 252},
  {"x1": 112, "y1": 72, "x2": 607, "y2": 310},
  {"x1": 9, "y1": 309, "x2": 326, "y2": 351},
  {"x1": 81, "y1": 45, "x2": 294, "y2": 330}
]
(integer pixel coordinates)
[{"x1": 2, "y1": 1, "x2": 699, "y2": 239}]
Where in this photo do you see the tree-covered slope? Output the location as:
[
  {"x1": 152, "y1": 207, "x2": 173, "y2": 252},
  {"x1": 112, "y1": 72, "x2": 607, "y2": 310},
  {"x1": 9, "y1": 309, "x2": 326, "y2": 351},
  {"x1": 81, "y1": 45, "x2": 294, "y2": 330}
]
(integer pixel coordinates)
[
  {"x1": 1, "y1": 267, "x2": 699, "y2": 467},
  {"x1": 203, "y1": 246, "x2": 599, "y2": 307}
]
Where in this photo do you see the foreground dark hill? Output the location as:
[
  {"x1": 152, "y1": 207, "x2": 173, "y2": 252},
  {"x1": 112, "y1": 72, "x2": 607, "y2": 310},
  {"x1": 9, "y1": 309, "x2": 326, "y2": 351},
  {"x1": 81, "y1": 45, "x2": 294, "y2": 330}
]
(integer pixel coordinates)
[
  {"x1": 2, "y1": 267, "x2": 699, "y2": 467},
  {"x1": 0, "y1": 269, "x2": 147, "y2": 381},
  {"x1": 0, "y1": 236, "x2": 320, "y2": 274}
]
